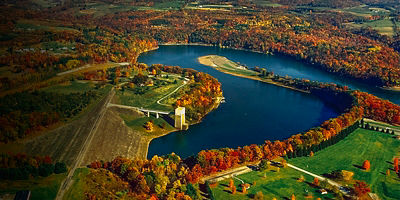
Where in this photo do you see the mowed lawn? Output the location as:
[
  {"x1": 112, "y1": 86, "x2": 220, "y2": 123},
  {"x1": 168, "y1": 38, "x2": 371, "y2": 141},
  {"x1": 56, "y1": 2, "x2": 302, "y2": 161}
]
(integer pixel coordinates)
[
  {"x1": 290, "y1": 128, "x2": 400, "y2": 200},
  {"x1": 116, "y1": 78, "x2": 185, "y2": 111},
  {"x1": 212, "y1": 167, "x2": 335, "y2": 200}
]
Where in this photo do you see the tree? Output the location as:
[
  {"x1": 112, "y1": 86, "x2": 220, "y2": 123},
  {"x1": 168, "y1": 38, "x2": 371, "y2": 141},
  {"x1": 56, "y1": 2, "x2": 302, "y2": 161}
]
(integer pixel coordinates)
[
  {"x1": 363, "y1": 160, "x2": 370, "y2": 171},
  {"x1": 242, "y1": 184, "x2": 247, "y2": 194},
  {"x1": 229, "y1": 178, "x2": 234, "y2": 188},
  {"x1": 353, "y1": 181, "x2": 371, "y2": 197},
  {"x1": 394, "y1": 157, "x2": 399, "y2": 172},
  {"x1": 253, "y1": 191, "x2": 263, "y2": 200},
  {"x1": 145, "y1": 121, "x2": 154, "y2": 131},
  {"x1": 310, "y1": 151, "x2": 314, "y2": 157},
  {"x1": 386, "y1": 169, "x2": 390, "y2": 176},
  {"x1": 259, "y1": 160, "x2": 269, "y2": 171},
  {"x1": 185, "y1": 183, "x2": 200, "y2": 200},
  {"x1": 298, "y1": 175, "x2": 305, "y2": 182},
  {"x1": 291, "y1": 194, "x2": 296, "y2": 200},
  {"x1": 231, "y1": 185, "x2": 236, "y2": 194},
  {"x1": 54, "y1": 162, "x2": 67, "y2": 174},
  {"x1": 313, "y1": 177, "x2": 319, "y2": 186}
]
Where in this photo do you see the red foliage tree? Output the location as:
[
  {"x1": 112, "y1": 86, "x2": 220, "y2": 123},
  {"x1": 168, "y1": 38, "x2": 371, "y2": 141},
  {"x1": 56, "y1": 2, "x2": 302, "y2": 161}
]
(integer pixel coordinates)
[{"x1": 354, "y1": 181, "x2": 371, "y2": 197}]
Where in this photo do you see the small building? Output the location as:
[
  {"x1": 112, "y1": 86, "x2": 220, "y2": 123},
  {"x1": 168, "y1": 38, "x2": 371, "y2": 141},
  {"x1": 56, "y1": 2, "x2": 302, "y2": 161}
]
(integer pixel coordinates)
[{"x1": 175, "y1": 107, "x2": 188, "y2": 130}]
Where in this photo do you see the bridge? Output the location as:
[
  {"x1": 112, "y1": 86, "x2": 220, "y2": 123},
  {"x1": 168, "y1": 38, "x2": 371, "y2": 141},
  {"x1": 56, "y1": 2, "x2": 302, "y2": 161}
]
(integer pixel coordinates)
[{"x1": 107, "y1": 103, "x2": 170, "y2": 118}]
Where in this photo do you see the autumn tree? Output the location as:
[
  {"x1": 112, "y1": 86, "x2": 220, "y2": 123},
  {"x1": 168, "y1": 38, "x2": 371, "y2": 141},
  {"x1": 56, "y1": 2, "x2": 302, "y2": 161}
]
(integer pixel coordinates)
[
  {"x1": 362, "y1": 160, "x2": 370, "y2": 171},
  {"x1": 242, "y1": 184, "x2": 247, "y2": 194},
  {"x1": 298, "y1": 175, "x2": 305, "y2": 182},
  {"x1": 231, "y1": 185, "x2": 236, "y2": 194},
  {"x1": 229, "y1": 179, "x2": 234, "y2": 188},
  {"x1": 353, "y1": 181, "x2": 371, "y2": 197},
  {"x1": 254, "y1": 191, "x2": 263, "y2": 200},
  {"x1": 145, "y1": 121, "x2": 154, "y2": 131},
  {"x1": 313, "y1": 177, "x2": 319, "y2": 186}
]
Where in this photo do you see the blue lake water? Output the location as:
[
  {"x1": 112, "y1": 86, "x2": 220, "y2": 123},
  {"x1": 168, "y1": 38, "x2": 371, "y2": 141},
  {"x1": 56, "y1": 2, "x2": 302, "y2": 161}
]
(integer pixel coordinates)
[{"x1": 138, "y1": 45, "x2": 399, "y2": 158}]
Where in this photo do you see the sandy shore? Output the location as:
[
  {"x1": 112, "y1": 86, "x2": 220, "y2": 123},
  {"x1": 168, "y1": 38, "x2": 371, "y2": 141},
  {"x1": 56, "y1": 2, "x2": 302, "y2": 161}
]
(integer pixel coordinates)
[
  {"x1": 198, "y1": 55, "x2": 310, "y2": 94},
  {"x1": 381, "y1": 86, "x2": 400, "y2": 92}
]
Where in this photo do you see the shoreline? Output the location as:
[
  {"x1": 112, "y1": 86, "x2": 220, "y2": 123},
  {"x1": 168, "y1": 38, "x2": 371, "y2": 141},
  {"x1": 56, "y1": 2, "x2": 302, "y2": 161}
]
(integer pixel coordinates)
[
  {"x1": 381, "y1": 86, "x2": 400, "y2": 92},
  {"x1": 159, "y1": 42, "x2": 267, "y2": 55},
  {"x1": 144, "y1": 95, "x2": 223, "y2": 159},
  {"x1": 159, "y1": 43, "x2": 400, "y2": 92},
  {"x1": 198, "y1": 55, "x2": 310, "y2": 94}
]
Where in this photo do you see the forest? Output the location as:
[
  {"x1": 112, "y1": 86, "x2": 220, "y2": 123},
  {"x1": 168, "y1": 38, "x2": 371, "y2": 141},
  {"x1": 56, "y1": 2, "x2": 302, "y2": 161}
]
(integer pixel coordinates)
[{"x1": 0, "y1": 90, "x2": 102, "y2": 142}]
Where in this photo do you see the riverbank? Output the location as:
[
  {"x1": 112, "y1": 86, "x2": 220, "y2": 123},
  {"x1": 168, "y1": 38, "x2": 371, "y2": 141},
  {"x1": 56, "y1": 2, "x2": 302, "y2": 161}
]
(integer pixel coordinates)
[{"x1": 198, "y1": 55, "x2": 310, "y2": 94}]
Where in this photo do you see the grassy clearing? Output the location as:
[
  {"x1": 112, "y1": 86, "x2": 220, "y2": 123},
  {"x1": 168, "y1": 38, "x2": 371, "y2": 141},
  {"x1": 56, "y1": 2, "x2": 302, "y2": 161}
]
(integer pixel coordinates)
[
  {"x1": 0, "y1": 173, "x2": 66, "y2": 200},
  {"x1": 116, "y1": 78, "x2": 186, "y2": 111},
  {"x1": 345, "y1": 20, "x2": 394, "y2": 36},
  {"x1": 253, "y1": 0, "x2": 282, "y2": 7},
  {"x1": 338, "y1": 5, "x2": 390, "y2": 17},
  {"x1": 41, "y1": 80, "x2": 95, "y2": 94},
  {"x1": 63, "y1": 168, "x2": 90, "y2": 200},
  {"x1": 120, "y1": 114, "x2": 175, "y2": 137},
  {"x1": 212, "y1": 167, "x2": 335, "y2": 200},
  {"x1": 290, "y1": 128, "x2": 400, "y2": 200}
]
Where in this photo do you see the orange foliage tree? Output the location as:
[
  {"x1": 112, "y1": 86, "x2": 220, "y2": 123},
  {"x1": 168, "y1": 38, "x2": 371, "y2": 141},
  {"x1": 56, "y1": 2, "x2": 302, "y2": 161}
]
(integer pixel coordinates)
[{"x1": 363, "y1": 160, "x2": 371, "y2": 171}]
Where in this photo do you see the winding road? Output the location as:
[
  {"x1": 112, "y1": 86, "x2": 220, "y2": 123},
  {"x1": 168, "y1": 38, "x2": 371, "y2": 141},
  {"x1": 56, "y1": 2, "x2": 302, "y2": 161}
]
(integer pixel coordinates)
[{"x1": 156, "y1": 77, "x2": 189, "y2": 106}]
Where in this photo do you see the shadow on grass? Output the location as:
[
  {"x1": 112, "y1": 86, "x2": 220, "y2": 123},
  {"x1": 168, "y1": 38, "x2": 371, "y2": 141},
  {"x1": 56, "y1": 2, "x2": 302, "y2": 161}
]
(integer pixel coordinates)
[
  {"x1": 322, "y1": 173, "x2": 337, "y2": 179},
  {"x1": 353, "y1": 164, "x2": 364, "y2": 170},
  {"x1": 261, "y1": 185, "x2": 287, "y2": 199},
  {"x1": 161, "y1": 114, "x2": 174, "y2": 127}
]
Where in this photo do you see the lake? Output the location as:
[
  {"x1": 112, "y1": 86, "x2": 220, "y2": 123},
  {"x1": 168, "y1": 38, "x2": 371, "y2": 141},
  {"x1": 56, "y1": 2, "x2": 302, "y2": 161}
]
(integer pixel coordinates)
[{"x1": 138, "y1": 45, "x2": 399, "y2": 158}]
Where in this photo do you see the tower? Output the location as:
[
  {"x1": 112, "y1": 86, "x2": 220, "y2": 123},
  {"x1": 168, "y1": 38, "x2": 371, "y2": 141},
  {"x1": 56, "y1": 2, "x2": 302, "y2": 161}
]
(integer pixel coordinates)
[{"x1": 174, "y1": 107, "x2": 186, "y2": 130}]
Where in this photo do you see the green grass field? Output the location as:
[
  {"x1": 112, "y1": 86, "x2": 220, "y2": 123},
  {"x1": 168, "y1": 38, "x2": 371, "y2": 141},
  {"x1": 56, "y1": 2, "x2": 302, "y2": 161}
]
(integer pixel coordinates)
[
  {"x1": 211, "y1": 167, "x2": 335, "y2": 200},
  {"x1": 116, "y1": 78, "x2": 186, "y2": 112},
  {"x1": 0, "y1": 173, "x2": 66, "y2": 200},
  {"x1": 63, "y1": 168, "x2": 90, "y2": 200},
  {"x1": 346, "y1": 19, "x2": 394, "y2": 36},
  {"x1": 120, "y1": 114, "x2": 175, "y2": 137},
  {"x1": 290, "y1": 128, "x2": 400, "y2": 200},
  {"x1": 41, "y1": 81, "x2": 95, "y2": 94}
]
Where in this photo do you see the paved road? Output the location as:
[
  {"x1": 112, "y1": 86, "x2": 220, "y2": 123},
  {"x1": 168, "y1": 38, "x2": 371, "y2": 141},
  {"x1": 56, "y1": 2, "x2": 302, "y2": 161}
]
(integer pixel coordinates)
[
  {"x1": 157, "y1": 78, "x2": 189, "y2": 106},
  {"x1": 286, "y1": 163, "x2": 341, "y2": 188},
  {"x1": 364, "y1": 118, "x2": 400, "y2": 135},
  {"x1": 107, "y1": 103, "x2": 170, "y2": 114},
  {"x1": 56, "y1": 88, "x2": 115, "y2": 200},
  {"x1": 57, "y1": 62, "x2": 129, "y2": 76}
]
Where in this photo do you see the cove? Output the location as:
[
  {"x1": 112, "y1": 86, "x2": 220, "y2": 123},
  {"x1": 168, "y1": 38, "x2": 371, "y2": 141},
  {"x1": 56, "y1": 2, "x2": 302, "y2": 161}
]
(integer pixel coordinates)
[{"x1": 138, "y1": 45, "x2": 399, "y2": 159}]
